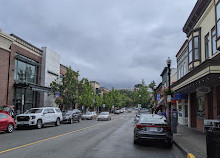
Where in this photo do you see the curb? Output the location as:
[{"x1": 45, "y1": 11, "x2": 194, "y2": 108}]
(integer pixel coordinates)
[
  {"x1": 173, "y1": 140, "x2": 187, "y2": 156},
  {"x1": 173, "y1": 141, "x2": 196, "y2": 158}
]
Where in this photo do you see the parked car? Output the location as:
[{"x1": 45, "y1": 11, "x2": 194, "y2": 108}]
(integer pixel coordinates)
[
  {"x1": 134, "y1": 114, "x2": 173, "y2": 146},
  {"x1": 16, "y1": 107, "x2": 63, "y2": 129},
  {"x1": 0, "y1": 113, "x2": 15, "y2": 133},
  {"x1": 62, "y1": 109, "x2": 82, "y2": 124},
  {"x1": 82, "y1": 112, "x2": 96, "y2": 120},
  {"x1": 98, "y1": 112, "x2": 111, "y2": 121},
  {"x1": 114, "y1": 110, "x2": 120, "y2": 114}
]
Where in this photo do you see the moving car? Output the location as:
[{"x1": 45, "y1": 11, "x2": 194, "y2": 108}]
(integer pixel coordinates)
[
  {"x1": 62, "y1": 109, "x2": 82, "y2": 124},
  {"x1": 127, "y1": 109, "x2": 132, "y2": 113},
  {"x1": 134, "y1": 114, "x2": 173, "y2": 146},
  {"x1": 16, "y1": 107, "x2": 63, "y2": 129},
  {"x1": 0, "y1": 113, "x2": 15, "y2": 133},
  {"x1": 82, "y1": 112, "x2": 96, "y2": 120},
  {"x1": 98, "y1": 112, "x2": 111, "y2": 121}
]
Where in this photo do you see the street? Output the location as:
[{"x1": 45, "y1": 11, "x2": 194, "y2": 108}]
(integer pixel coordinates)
[{"x1": 0, "y1": 111, "x2": 184, "y2": 158}]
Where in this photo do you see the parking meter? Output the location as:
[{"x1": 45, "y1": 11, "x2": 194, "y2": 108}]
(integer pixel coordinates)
[{"x1": 171, "y1": 109, "x2": 178, "y2": 133}]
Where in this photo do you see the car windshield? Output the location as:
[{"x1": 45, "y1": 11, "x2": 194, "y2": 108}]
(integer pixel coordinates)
[
  {"x1": 25, "y1": 109, "x2": 43, "y2": 114},
  {"x1": 100, "y1": 112, "x2": 109, "y2": 115},
  {"x1": 139, "y1": 115, "x2": 167, "y2": 124}
]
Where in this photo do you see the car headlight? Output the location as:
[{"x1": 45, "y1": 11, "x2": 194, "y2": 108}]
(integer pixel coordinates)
[{"x1": 30, "y1": 116, "x2": 36, "y2": 119}]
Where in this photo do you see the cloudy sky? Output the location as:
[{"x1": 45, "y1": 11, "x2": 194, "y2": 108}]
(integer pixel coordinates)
[{"x1": 0, "y1": 0, "x2": 197, "y2": 89}]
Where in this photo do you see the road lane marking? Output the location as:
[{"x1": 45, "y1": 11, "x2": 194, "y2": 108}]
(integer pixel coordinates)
[{"x1": 0, "y1": 122, "x2": 108, "y2": 154}]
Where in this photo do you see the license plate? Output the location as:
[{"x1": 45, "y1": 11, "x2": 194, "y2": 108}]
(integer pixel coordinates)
[{"x1": 149, "y1": 127, "x2": 158, "y2": 132}]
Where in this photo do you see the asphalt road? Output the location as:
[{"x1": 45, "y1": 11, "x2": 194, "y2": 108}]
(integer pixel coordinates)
[{"x1": 0, "y1": 111, "x2": 184, "y2": 158}]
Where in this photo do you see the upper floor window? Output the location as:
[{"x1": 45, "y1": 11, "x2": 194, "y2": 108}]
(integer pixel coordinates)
[
  {"x1": 205, "y1": 33, "x2": 210, "y2": 59},
  {"x1": 14, "y1": 58, "x2": 38, "y2": 84},
  {"x1": 216, "y1": 2, "x2": 220, "y2": 38},
  {"x1": 184, "y1": 62, "x2": 186, "y2": 76},
  {"x1": 194, "y1": 36, "x2": 199, "y2": 60},
  {"x1": 178, "y1": 68, "x2": 181, "y2": 79},
  {"x1": 212, "y1": 27, "x2": 218, "y2": 55},
  {"x1": 189, "y1": 40, "x2": 193, "y2": 63}
]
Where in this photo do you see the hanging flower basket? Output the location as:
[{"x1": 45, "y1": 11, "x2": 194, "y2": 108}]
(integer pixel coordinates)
[{"x1": 55, "y1": 96, "x2": 63, "y2": 104}]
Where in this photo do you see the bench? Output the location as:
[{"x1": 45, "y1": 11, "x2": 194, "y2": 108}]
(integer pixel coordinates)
[{"x1": 203, "y1": 119, "x2": 220, "y2": 133}]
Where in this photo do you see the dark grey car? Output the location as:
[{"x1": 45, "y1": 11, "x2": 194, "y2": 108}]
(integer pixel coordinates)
[
  {"x1": 62, "y1": 109, "x2": 82, "y2": 124},
  {"x1": 134, "y1": 114, "x2": 173, "y2": 147}
]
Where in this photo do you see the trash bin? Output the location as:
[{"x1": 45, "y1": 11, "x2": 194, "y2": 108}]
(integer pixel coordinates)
[{"x1": 206, "y1": 130, "x2": 220, "y2": 158}]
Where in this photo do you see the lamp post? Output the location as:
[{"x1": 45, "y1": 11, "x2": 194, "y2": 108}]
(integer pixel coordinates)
[{"x1": 166, "y1": 57, "x2": 172, "y2": 122}]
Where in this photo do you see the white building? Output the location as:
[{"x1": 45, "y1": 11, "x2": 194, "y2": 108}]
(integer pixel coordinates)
[{"x1": 40, "y1": 47, "x2": 60, "y2": 107}]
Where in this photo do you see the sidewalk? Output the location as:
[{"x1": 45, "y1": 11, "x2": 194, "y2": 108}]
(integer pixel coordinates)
[{"x1": 173, "y1": 125, "x2": 206, "y2": 158}]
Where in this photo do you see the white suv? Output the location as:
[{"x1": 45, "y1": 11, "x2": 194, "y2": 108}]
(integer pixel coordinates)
[{"x1": 16, "y1": 107, "x2": 63, "y2": 129}]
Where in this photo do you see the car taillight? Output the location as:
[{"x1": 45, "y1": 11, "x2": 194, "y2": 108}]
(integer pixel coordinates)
[
  {"x1": 136, "y1": 124, "x2": 146, "y2": 129},
  {"x1": 163, "y1": 126, "x2": 171, "y2": 131},
  {"x1": 137, "y1": 115, "x2": 140, "y2": 118}
]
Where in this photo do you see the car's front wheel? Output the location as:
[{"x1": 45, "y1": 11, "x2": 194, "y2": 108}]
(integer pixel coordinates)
[
  {"x1": 36, "y1": 120, "x2": 42, "y2": 129},
  {"x1": 7, "y1": 123, "x2": 14, "y2": 133},
  {"x1": 55, "y1": 118, "x2": 60, "y2": 126}
]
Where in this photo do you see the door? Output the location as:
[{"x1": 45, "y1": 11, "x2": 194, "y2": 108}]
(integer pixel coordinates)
[
  {"x1": 42, "y1": 109, "x2": 50, "y2": 124},
  {"x1": 48, "y1": 109, "x2": 56, "y2": 123},
  {"x1": 0, "y1": 114, "x2": 8, "y2": 131}
]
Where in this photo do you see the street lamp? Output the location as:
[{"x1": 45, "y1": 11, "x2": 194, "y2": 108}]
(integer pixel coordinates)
[{"x1": 166, "y1": 57, "x2": 172, "y2": 122}]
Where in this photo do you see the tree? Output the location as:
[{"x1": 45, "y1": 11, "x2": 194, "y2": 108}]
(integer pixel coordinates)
[
  {"x1": 50, "y1": 66, "x2": 79, "y2": 109},
  {"x1": 78, "y1": 78, "x2": 93, "y2": 112},
  {"x1": 149, "y1": 80, "x2": 156, "y2": 92}
]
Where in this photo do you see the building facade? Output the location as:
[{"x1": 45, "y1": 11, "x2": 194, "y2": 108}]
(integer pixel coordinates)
[
  {"x1": 40, "y1": 47, "x2": 61, "y2": 107},
  {"x1": 173, "y1": 0, "x2": 220, "y2": 131}
]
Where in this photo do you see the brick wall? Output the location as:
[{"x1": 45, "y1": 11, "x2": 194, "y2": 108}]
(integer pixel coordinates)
[
  {"x1": 196, "y1": 118, "x2": 204, "y2": 131},
  {"x1": 0, "y1": 48, "x2": 10, "y2": 105},
  {"x1": 189, "y1": 92, "x2": 197, "y2": 127},
  {"x1": 10, "y1": 43, "x2": 42, "y2": 106}
]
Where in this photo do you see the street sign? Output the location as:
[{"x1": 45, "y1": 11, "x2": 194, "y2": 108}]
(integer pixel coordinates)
[{"x1": 167, "y1": 95, "x2": 172, "y2": 102}]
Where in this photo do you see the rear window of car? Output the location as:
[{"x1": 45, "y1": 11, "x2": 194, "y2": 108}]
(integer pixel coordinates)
[
  {"x1": 0, "y1": 114, "x2": 8, "y2": 119},
  {"x1": 139, "y1": 115, "x2": 167, "y2": 124},
  {"x1": 55, "y1": 109, "x2": 62, "y2": 113}
]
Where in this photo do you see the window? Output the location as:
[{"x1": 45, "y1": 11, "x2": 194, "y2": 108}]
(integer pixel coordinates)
[
  {"x1": 194, "y1": 36, "x2": 199, "y2": 60},
  {"x1": 216, "y1": 2, "x2": 220, "y2": 38},
  {"x1": 212, "y1": 27, "x2": 217, "y2": 55},
  {"x1": 189, "y1": 40, "x2": 193, "y2": 63},
  {"x1": 181, "y1": 65, "x2": 184, "y2": 77},
  {"x1": 14, "y1": 58, "x2": 38, "y2": 84},
  {"x1": 0, "y1": 114, "x2": 8, "y2": 119},
  {"x1": 184, "y1": 62, "x2": 186, "y2": 76},
  {"x1": 179, "y1": 68, "x2": 181, "y2": 79},
  {"x1": 205, "y1": 34, "x2": 210, "y2": 59},
  {"x1": 197, "y1": 96, "x2": 205, "y2": 118}
]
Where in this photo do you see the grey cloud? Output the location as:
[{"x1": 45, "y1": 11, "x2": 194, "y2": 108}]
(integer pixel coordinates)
[{"x1": 0, "y1": 0, "x2": 197, "y2": 88}]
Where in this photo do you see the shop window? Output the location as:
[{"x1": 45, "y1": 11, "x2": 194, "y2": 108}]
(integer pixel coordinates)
[
  {"x1": 178, "y1": 105, "x2": 182, "y2": 117},
  {"x1": 197, "y1": 96, "x2": 205, "y2": 118},
  {"x1": 185, "y1": 105, "x2": 188, "y2": 117}
]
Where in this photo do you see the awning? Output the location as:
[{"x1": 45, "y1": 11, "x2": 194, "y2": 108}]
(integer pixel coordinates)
[
  {"x1": 14, "y1": 82, "x2": 51, "y2": 93},
  {"x1": 174, "y1": 93, "x2": 188, "y2": 100}
]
